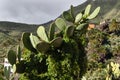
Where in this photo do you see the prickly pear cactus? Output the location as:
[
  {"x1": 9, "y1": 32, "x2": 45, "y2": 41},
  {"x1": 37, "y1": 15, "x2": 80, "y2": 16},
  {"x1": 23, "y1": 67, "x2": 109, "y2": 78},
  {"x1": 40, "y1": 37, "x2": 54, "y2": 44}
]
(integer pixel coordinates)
[{"x1": 6, "y1": 4, "x2": 100, "y2": 80}]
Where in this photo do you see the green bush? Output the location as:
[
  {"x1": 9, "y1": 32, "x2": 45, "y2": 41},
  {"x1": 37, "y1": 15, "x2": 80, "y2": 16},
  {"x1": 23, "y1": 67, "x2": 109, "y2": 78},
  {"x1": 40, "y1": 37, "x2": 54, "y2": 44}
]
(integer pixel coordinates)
[{"x1": 82, "y1": 62, "x2": 120, "y2": 80}]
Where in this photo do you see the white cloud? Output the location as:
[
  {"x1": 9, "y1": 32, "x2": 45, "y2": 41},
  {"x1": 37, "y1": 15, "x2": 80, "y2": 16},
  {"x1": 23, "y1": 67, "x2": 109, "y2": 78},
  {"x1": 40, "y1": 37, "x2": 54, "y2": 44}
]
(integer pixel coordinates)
[{"x1": 0, "y1": 0, "x2": 86, "y2": 24}]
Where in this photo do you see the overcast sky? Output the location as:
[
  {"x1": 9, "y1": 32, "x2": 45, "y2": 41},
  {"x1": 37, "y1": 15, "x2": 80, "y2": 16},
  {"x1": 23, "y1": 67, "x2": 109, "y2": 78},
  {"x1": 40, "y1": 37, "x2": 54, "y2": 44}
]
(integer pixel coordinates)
[{"x1": 0, "y1": 0, "x2": 86, "y2": 24}]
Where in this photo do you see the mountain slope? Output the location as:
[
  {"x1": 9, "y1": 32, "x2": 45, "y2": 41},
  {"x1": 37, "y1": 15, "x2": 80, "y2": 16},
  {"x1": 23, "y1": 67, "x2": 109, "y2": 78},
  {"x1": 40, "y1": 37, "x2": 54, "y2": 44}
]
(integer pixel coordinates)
[
  {"x1": 0, "y1": 0, "x2": 120, "y2": 34},
  {"x1": 0, "y1": 0, "x2": 120, "y2": 56},
  {"x1": 0, "y1": 21, "x2": 39, "y2": 33},
  {"x1": 73, "y1": 0, "x2": 120, "y2": 22}
]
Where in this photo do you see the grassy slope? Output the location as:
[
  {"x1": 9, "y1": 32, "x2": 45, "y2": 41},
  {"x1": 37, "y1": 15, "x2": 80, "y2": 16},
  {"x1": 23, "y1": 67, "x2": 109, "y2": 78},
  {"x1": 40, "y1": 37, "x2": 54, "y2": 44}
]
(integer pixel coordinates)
[{"x1": 103, "y1": 0, "x2": 120, "y2": 20}]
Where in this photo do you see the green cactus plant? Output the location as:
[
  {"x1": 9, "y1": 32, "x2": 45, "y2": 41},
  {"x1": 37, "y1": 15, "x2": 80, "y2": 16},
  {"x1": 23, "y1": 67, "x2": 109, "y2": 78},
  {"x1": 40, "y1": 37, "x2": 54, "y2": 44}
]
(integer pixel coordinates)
[
  {"x1": 75, "y1": 13, "x2": 83, "y2": 23},
  {"x1": 62, "y1": 5, "x2": 75, "y2": 22},
  {"x1": 29, "y1": 33, "x2": 40, "y2": 48},
  {"x1": 6, "y1": 4, "x2": 100, "y2": 80},
  {"x1": 84, "y1": 4, "x2": 91, "y2": 17},
  {"x1": 7, "y1": 50, "x2": 16, "y2": 65},
  {"x1": 7, "y1": 46, "x2": 26, "y2": 75},
  {"x1": 36, "y1": 41, "x2": 50, "y2": 53},
  {"x1": 50, "y1": 37, "x2": 63, "y2": 48},
  {"x1": 15, "y1": 61, "x2": 25, "y2": 73},
  {"x1": 12, "y1": 64, "x2": 16, "y2": 74},
  {"x1": 37, "y1": 26, "x2": 49, "y2": 42},
  {"x1": 87, "y1": 6, "x2": 100, "y2": 19},
  {"x1": 22, "y1": 32, "x2": 37, "y2": 53},
  {"x1": 17, "y1": 45, "x2": 21, "y2": 62},
  {"x1": 4, "y1": 66, "x2": 11, "y2": 80},
  {"x1": 74, "y1": 4, "x2": 100, "y2": 24},
  {"x1": 55, "y1": 18, "x2": 66, "y2": 31},
  {"x1": 62, "y1": 11, "x2": 74, "y2": 22},
  {"x1": 64, "y1": 25, "x2": 75, "y2": 38},
  {"x1": 76, "y1": 23, "x2": 88, "y2": 31},
  {"x1": 70, "y1": 5, "x2": 75, "y2": 19},
  {"x1": 22, "y1": 26, "x2": 63, "y2": 53},
  {"x1": 49, "y1": 22, "x2": 56, "y2": 41}
]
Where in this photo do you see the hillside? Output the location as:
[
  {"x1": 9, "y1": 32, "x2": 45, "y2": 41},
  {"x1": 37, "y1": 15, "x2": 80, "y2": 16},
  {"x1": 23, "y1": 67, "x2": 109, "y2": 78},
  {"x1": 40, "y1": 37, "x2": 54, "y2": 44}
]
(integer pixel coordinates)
[
  {"x1": 0, "y1": 0, "x2": 120, "y2": 34},
  {"x1": 73, "y1": 0, "x2": 120, "y2": 22},
  {"x1": 0, "y1": 0, "x2": 120, "y2": 59},
  {"x1": 0, "y1": 21, "x2": 38, "y2": 34}
]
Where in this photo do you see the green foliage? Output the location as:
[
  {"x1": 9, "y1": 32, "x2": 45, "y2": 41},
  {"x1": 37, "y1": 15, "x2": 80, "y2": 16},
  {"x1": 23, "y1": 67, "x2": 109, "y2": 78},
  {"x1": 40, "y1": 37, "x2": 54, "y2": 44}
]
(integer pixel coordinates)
[
  {"x1": 87, "y1": 29, "x2": 110, "y2": 62},
  {"x1": 1, "y1": 1, "x2": 120, "y2": 80},
  {"x1": 108, "y1": 34, "x2": 120, "y2": 55},
  {"x1": 83, "y1": 62, "x2": 120, "y2": 80},
  {"x1": 6, "y1": 4, "x2": 100, "y2": 80},
  {"x1": 84, "y1": 17, "x2": 120, "y2": 79},
  {"x1": 82, "y1": 68, "x2": 107, "y2": 80},
  {"x1": 106, "y1": 62, "x2": 120, "y2": 79},
  {"x1": 109, "y1": 19, "x2": 120, "y2": 33}
]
